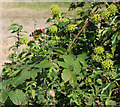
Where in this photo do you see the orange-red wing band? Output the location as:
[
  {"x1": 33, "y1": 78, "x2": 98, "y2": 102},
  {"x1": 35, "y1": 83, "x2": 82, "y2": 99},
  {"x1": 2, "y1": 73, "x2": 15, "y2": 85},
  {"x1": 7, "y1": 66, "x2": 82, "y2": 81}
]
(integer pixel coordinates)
[{"x1": 32, "y1": 32, "x2": 39, "y2": 37}]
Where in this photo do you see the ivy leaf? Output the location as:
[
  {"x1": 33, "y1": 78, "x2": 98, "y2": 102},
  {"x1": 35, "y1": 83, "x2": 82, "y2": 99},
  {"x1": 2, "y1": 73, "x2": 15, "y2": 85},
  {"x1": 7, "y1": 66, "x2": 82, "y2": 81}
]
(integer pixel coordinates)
[
  {"x1": 8, "y1": 89, "x2": 25, "y2": 105},
  {"x1": 61, "y1": 69, "x2": 71, "y2": 83}
]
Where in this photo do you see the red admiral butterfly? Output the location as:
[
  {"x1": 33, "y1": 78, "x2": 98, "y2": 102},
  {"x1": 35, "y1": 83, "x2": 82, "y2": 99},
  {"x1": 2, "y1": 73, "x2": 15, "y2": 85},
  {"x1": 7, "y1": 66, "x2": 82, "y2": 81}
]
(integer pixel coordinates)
[
  {"x1": 4, "y1": 62, "x2": 12, "y2": 65},
  {"x1": 30, "y1": 29, "x2": 45, "y2": 37}
]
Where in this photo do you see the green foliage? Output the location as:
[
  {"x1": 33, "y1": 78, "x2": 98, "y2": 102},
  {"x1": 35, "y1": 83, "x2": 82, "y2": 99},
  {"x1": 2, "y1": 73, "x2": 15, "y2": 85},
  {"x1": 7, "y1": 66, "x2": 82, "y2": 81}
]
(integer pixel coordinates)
[{"x1": 1, "y1": 2, "x2": 120, "y2": 106}]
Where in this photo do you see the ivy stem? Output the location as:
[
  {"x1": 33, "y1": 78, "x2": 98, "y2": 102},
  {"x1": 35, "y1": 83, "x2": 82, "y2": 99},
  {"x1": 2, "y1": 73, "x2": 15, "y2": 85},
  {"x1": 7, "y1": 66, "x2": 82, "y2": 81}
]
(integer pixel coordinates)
[
  {"x1": 65, "y1": 18, "x2": 88, "y2": 55},
  {"x1": 87, "y1": 66, "x2": 108, "y2": 82},
  {"x1": 65, "y1": 3, "x2": 102, "y2": 55}
]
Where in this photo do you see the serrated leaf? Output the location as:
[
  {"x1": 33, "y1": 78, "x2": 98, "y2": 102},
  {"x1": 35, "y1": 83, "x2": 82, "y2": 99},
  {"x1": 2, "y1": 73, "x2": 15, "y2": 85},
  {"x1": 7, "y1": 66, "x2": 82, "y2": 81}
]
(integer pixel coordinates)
[
  {"x1": 73, "y1": 60, "x2": 81, "y2": 74},
  {"x1": 0, "y1": 79, "x2": 11, "y2": 90},
  {"x1": 77, "y1": 53, "x2": 88, "y2": 59},
  {"x1": 10, "y1": 68, "x2": 39, "y2": 87},
  {"x1": 57, "y1": 61, "x2": 69, "y2": 68},
  {"x1": 8, "y1": 89, "x2": 25, "y2": 105},
  {"x1": 69, "y1": 72, "x2": 77, "y2": 86},
  {"x1": 0, "y1": 90, "x2": 8, "y2": 103},
  {"x1": 63, "y1": 55, "x2": 74, "y2": 64},
  {"x1": 9, "y1": 70, "x2": 21, "y2": 77},
  {"x1": 35, "y1": 60, "x2": 52, "y2": 68},
  {"x1": 61, "y1": 69, "x2": 71, "y2": 83}
]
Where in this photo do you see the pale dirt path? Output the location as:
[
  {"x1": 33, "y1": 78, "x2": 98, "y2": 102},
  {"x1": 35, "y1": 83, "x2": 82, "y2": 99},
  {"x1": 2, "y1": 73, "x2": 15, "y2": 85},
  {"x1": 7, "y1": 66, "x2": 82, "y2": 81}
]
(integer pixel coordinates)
[{"x1": 1, "y1": 5, "x2": 52, "y2": 70}]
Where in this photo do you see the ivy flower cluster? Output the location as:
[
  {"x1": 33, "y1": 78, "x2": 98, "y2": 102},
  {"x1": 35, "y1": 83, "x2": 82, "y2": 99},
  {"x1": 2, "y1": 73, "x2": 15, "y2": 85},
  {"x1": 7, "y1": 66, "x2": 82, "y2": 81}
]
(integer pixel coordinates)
[
  {"x1": 48, "y1": 25, "x2": 58, "y2": 34},
  {"x1": 94, "y1": 46, "x2": 104, "y2": 55},
  {"x1": 102, "y1": 59, "x2": 114, "y2": 70},
  {"x1": 103, "y1": 3, "x2": 118, "y2": 19},
  {"x1": 92, "y1": 46, "x2": 114, "y2": 70},
  {"x1": 68, "y1": 24, "x2": 75, "y2": 32},
  {"x1": 60, "y1": 18, "x2": 69, "y2": 23},
  {"x1": 91, "y1": 14, "x2": 101, "y2": 23},
  {"x1": 51, "y1": 5, "x2": 61, "y2": 15},
  {"x1": 91, "y1": 54, "x2": 103, "y2": 62}
]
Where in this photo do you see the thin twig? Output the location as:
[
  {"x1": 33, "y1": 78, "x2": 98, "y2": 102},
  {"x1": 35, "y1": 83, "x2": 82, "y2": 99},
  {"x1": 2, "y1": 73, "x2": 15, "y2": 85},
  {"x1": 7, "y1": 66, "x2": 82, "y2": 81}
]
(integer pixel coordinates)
[{"x1": 65, "y1": 18, "x2": 88, "y2": 55}]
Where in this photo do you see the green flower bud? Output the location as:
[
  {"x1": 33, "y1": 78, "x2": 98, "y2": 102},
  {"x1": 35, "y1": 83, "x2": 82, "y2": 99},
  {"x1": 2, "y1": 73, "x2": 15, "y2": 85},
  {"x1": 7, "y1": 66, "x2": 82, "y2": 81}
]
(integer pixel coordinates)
[
  {"x1": 19, "y1": 36, "x2": 27, "y2": 44},
  {"x1": 92, "y1": 54, "x2": 103, "y2": 62},
  {"x1": 106, "y1": 52, "x2": 113, "y2": 59},
  {"x1": 60, "y1": 18, "x2": 69, "y2": 22},
  {"x1": 102, "y1": 59, "x2": 113, "y2": 70},
  {"x1": 110, "y1": 71, "x2": 117, "y2": 79},
  {"x1": 94, "y1": 46, "x2": 104, "y2": 55},
  {"x1": 103, "y1": 10, "x2": 111, "y2": 20},
  {"x1": 68, "y1": 24, "x2": 75, "y2": 32},
  {"x1": 51, "y1": 5, "x2": 61, "y2": 15},
  {"x1": 49, "y1": 25, "x2": 58, "y2": 34},
  {"x1": 88, "y1": 78, "x2": 92, "y2": 83},
  {"x1": 51, "y1": 5, "x2": 58, "y2": 10},
  {"x1": 91, "y1": 14, "x2": 101, "y2": 23}
]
